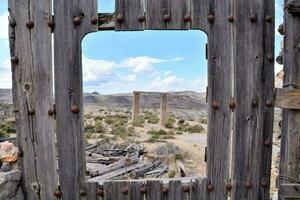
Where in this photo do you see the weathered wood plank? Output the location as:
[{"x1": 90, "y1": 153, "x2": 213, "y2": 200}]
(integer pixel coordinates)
[
  {"x1": 53, "y1": 0, "x2": 98, "y2": 199},
  {"x1": 8, "y1": 0, "x2": 57, "y2": 199},
  {"x1": 115, "y1": 0, "x2": 144, "y2": 31},
  {"x1": 231, "y1": 0, "x2": 274, "y2": 199},
  {"x1": 275, "y1": 88, "x2": 300, "y2": 109},
  {"x1": 129, "y1": 181, "x2": 145, "y2": 200},
  {"x1": 103, "y1": 181, "x2": 130, "y2": 200},
  {"x1": 280, "y1": 184, "x2": 300, "y2": 199},
  {"x1": 167, "y1": 0, "x2": 191, "y2": 30},
  {"x1": 86, "y1": 182, "x2": 97, "y2": 200},
  {"x1": 191, "y1": 0, "x2": 209, "y2": 32},
  {"x1": 146, "y1": 180, "x2": 162, "y2": 200},
  {"x1": 145, "y1": 0, "x2": 168, "y2": 30},
  {"x1": 191, "y1": 178, "x2": 207, "y2": 200},
  {"x1": 279, "y1": 0, "x2": 300, "y2": 199}
]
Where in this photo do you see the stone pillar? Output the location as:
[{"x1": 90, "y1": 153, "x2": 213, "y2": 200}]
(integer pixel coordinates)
[
  {"x1": 160, "y1": 93, "x2": 167, "y2": 125},
  {"x1": 132, "y1": 91, "x2": 140, "y2": 122}
]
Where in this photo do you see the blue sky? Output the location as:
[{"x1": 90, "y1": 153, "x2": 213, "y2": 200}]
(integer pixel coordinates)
[{"x1": 0, "y1": 0, "x2": 284, "y2": 94}]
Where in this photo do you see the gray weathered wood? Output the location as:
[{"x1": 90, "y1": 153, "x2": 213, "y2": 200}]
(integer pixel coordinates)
[
  {"x1": 145, "y1": 0, "x2": 168, "y2": 30},
  {"x1": 231, "y1": 0, "x2": 274, "y2": 199},
  {"x1": 8, "y1": 0, "x2": 57, "y2": 199},
  {"x1": 115, "y1": 0, "x2": 144, "y2": 31},
  {"x1": 191, "y1": 178, "x2": 207, "y2": 200},
  {"x1": 191, "y1": 0, "x2": 209, "y2": 32},
  {"x1": 279, "y1": 0, "x2": 300, "y2": 199},
  {"x1": 275, "y1": 88, "x2": 300, "y2": 109},
  {"x1": 280, "y1": 184, "x2": 300, "y2": 199},
  {"x1": 53, "y1": 0, "x2": 98, "y2": 199},
  {"x1": 86, "y1": 182, "x2": 97, "y2": 200},
  {"x1": 146, "y1": 180, "x2": 162, "y2": 200}
]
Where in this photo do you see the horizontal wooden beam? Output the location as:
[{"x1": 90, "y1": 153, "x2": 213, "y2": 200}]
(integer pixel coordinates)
[
  {"x1": 280, "y1": 184, "x2": 300, "y2": 199},
  {"x1": 275, "y1": 88, "x2": 300, "y2": 109},
  {"x1": 98, "y1": 13, "x2": 115, "y2": 30}
]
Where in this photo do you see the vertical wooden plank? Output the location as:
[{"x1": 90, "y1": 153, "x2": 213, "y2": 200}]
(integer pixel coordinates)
[
  {"x1": 145, "y1": 0, "x2": 168, "y2": 30},
  {"x1": 279, "y1": 0, "x2": 300, "y2": 199},
  {"x1": 191, "y1": 178, "x2": 207, "y2": 200},
  {"x1": 168, "y1": 180, "x2": 182, "y2": 200},
  {"x1": 115, "y1": 0, "x2": 145, "y2": 31},
  {"x1": 146, "y1": 180, "x2": 162, "y2": 200},
  {"x1": 104, "y1": 181, "x2": 130, "y2": 200},
  {"x1": 231, "y1": 0, "x2": 274, "y2": 199},
  {"x1": 191, "y1": 0, "x2": 209, "y2": 32},
  {"x1": 206, "y1": 0, "x2": 234, "y2": 199},
  {"x1": 8, "y1": 0, "x2": 57, "y2": 199},
  {"x1": 129, "y1": 181, "x2": 144, "y2": 200},
  {"x1": 168, "y1": 0, "x2": 190, "y2": 30},
  {"x1": 53, "y1": 0, "x2": 98, "y2": 199},
  {"x1": 86, "y1": 182, "x2": 97, "y2": 200}
]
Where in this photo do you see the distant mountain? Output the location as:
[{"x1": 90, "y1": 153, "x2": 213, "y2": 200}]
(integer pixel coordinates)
[{"x1": 0, "y1": 89, "x2": 12, "y2": 104}]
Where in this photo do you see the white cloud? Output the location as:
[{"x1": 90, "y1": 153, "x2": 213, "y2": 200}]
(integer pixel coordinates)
[
  {"x1": 0, "y1": 58, "x2": 12, "y2": 88},
  {"x1": 164, "y1": 71, "x2": 171, "y2": 76},
  {"x1": 0, "y1": 12, "x2": 8, "y2": 41},
  {"x1": 118, "y1": 74, "x2": 137, "y2": 82},
  {"x1": 147, "y1": 75, "x2": 184, "y2": 91}
]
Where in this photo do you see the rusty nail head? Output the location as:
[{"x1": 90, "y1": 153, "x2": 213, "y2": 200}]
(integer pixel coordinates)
[
  {"x1": 18, "y1": 150, "x2": 23, "y2": 157},
  {"x1": 54, "y1": 190, "x2": 62, "y2": 198},
  {"x1": 182, "y1": 185, "x2": 190, "y2": 193},
  {"x1": 80, "y1": 188, "x2": 86, "y2": 196},
  {"x1": 116, "y1": 14, "x2": 124, "y2": 23},
  {"x1": 91, "y1": 17, "x2": 98, "y2": 25},
  {"x1": 266, "y1": 100, "x2": 273, "y2": 107},
  {"x1": 48, "y1": 108, "x2": 55, "y2": 116},
  {"x1": 73, "y1": 16, "x2": 81, "y2": 25},
  {"x1": 229, "y1": 99, "x2": 236, "y2": 109},
  {"x1": 207, "y1": 184, "x2": 214, "y2": 192},
  {"x1": 26, "y1": 21, "x2": 34, "y2": 29},
  {"x1": 226, "y1": 183, "x2": 232, "y2": 191},
  {"x1": 140, "y1": 186, "x2": 147, "y2": 194},
  {"x1": 264, "y1": 139, "x2": 272, "y2": 147},
  {"x1": 9, "y1": 18, "x2": 16, "y2": 28},
  {"x1": 184, "y1": 14, "x2": 191, "y2": 22},
  {"x1": 260, "y1": 179, "x2": 268, "y2": 187},
  {"x1": 96, "y1": 188, "x2": 104, "y2": 197},
  {"x1": 265, "y1": 15, "x2": 272, "y2": 23},
  {"x1": 250, "y1": 15, "x2": 257, "y2": 22},
  {"x1": 11, "y1": 56, "x2": 19, "y2": 64},
  {"x1": 278, "y1": 24, "x2": 284, "y2": 35},
  {"x1": 137, "y1": 15, "x2": 145, "y2": 23},
  {"x1": 28, "y1": 109, "x2": 35, "y2": 116},
  {"x1": 162, "y1": 187, "x2": 169, "y2": 194},
  {"x1": 208, "y1": 14, "x2": 215, "y2": 23},
  {"x1": 212, "y1": 101, "x2": 220, "y2": 109},
  {"x1": 267, "y1": 54, "x2": 274, "y2": 62},
  {"x1": 245, "y1": 182, "x2": 252, "y2": 189},
  {"x1": 71, "y1": 105, "x2": 80, "y2": 113},
  {"x1": 228, "y1": 15, "x2": 234, "y2": 22},
  {"x1": 48, "y1": 20, "x2": 55, "y2": 29},
  {"x1": 164, "y1": 14, "x2": 171, "y2": 22},
  {"x1": 122, "y1": 187, "x2": 128, "y2": 195}
]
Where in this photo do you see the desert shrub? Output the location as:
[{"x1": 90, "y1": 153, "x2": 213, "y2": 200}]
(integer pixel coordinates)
[
  {"x1": 147, "y1": 115, "x2": 159, "y2": 124},
  {"x1": 176, "y1": 131, "x2": 183, "y2": 135},
  {"x1": 85, "y1": 132, "x2": 93, "y2": 139},
  {"x1": 94, "y1": 116, "x2": 104, "y2": 121},
  {"x1": 176, "y1": 122, "x2": 190, "y2": 131},
  {"x1": 84, "y1": 124, "x2": 95, "y2": 133},
  {"x1": 146, "y1": 129, "x2": 175, "y2": 142},
  {"x1": 145, "y1": 134, "x2": 160, "y2": 143},
  {"x1": 164, "y1": 118, "x2": 176, "y2": 129},
  {"x1": 84, "y1": 113, "x2": 93, "y2": 120},
  {"x1": 0, "y1": 122, "x2": 15, "y2": 135},
  {"x1": 199, "y1": 117, "x2": 208, "y2": 124},
  {"x1": 110, "y1": 126, "x2": 128, "y2": 139},
  {"x1": 105, "y1": 114, "x2": 128, "y2": 127},
  {"x1": 177, "y1": 119, "x2": 185, "y2": 125},
  {"x1": 131, "y1": 119, "x2": 144, "y2": 127},
  {"x1": 156, "y1": 143, "x2": 179, "y2": 155},
  {"x1": 186, "y1": 124, "x2": 204, "y2": 133},
  {"x1": 168, "y1": 170, "x2": 176, "y2": 178},
  {"x1": 94, "y1": 121, "x2": 106, "y2": 133},
  {"x1": 175, "y1": 151, "x2": 190, "y2": 161},
  {"x1": 127, "y1": 126, "x2": 135, "y2": 136}
]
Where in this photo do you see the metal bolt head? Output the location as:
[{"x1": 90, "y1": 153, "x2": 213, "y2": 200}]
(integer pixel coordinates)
[
  {"x1": 245, "y1": 182, "x2": 252, "y2": 189},
  {"x1": 9, "y1": 18, "x2": 16, "y2": 28},
  {"x1": 18, "y1": 150, "x2": 23, "y2": 158},
  {"x1": 265, "y1": 15, "x2": 273, "y2": 23},
  {"x1": 11, "y1": 56, "x2": 19, "y2": 64},
  {"x1": 184, "y1": 14, "x2": 191, "y2": 22},
  {"x1": 212, "y1": 101, "x2": 220, "y2": 110},
  {"x1": 137, "y1": 15, "x2": 145, "y2": 23},
  {"x1": 96, "y1": 188, "x2": 104, "y2": 197},
  {"x1": 80, "y1": 189, "x2": 86, "y2": 196},
  {"x1": 122, "y1": 187, "x2": 128, "y2": 195},
  {"x1": 48, "y1": 20, "x2": 55, "y2": 29},
  {"x1": 226, "y1": 183, "x2": 232, "y2": 191},
  {"x1": 267, "y1": 54, "x2": 274, "y2": 63},
  {"x1": 54, "y1": 190, "x2": 62, "y2": 198},
  {"x1": 28, "y1": 109, "x2": 35, "y2": 116},
  {"x1": 278, "y1": 24, "x2": 285, "y2": 35},
  {"x1": 26, "y1": 21, "x2": 34, "y2": 29},
  {"x1": 260, "y1": 179, "x2": 268, "y2": 187},
  {"x1": 140, "y1": 186, "x2": 147, "y2": 194},
  {"x1": 91, "y1": 17, "x2": 98, "y2": 25},
  {"x1": 228, "y1": 15, "x2": 234, "y2": 22},
  {"x1": 208, "y1": 14, "x2": 215, "y2": 23},
  {"x1": 73, "y1": 16, "x2": 81, "y2": 25},
  {"x1": 266, "y1": 100, "x2": 273, "y2": 107},
  {"x1": 182, "y1": 185, "x2": 190, "y2": 193},
  {"x1": 207, "y1": 184, "x2": 214, "y2": 192},
  {"x1": 276, "y1": 55, "x2": 283, "y2": 65},
  {"x1": 229, "y1": 99, "x2": 236, "y2": 110},
  {"x1": 250, "y1": 15, "x2": 257, "y2": 22},
  {"x1": 48, "y1": 108, "x2": 55, "y2": 116},
  {"x1": 71, "y1": 105, "x2": 80, "y2": 114},
  {"x1": 163, "y1": 14, "x2": 171, "y2": 23},
  {"x1": 162, "y1": 187, "x2": 169, "y2": 194},
  {"x1": 116, "y1": 14, "x2": 124, "y2": 23}
]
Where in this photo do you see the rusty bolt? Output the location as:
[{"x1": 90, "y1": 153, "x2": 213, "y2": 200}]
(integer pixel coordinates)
[
  {"x1": 245, "y1": 182, "x2": 252, "y2": 189},
  {"x1": 182, "y1": 185, "x2": 190, "y2": 193},
  {"x1": 122, "y1": 187, "x2": 128, "y2": 195},
  {"x1": 80, "y1": 188, "x2": 86, "y2": 196},
  {"x1": 26, "y1": 21, "x2": 34, "y2": 29},
  {"x1": 265, "y1": 15, "x2": 273, "y2": 23},
  {"x1": 47, "y1": 20, "x2": 55, "y2": 30},
  {"x1": 116, "y1": 14, "x2": 124, "y2": 23},
  {"x1": 9, "y1": 18, "x2": 16, "y2": 28},
  {"x1": 184, "y1": 14, "x2": 191, "y2": 22},
  {"x1": 266, "y1": 100, "x2": 273, "y2": 107},
  {"x1": 96, "y1": 188, "x2": 104, "y2": 197},
  {"x1": 162, "y1": 187, "x2": 169, "y2": 194},
  {"x1": 140, "y1": 186, "x2": 147, "y2": 194},
  {"x1": 137, "y1": 15, "x2": 145, "y2": 23},
  {"x1": 228, "y1": 15, "x2": 234, "y2": 22},
  {"x1": 267, "y1": 54, "x2": 274, "y2": 63},
  {"x1": 71, "y1": 105, "x2": 80, "y2": 114},
  {"x1": 73, "y1": 16, "x2": 81, "y2": 25},
  {"x1": 278, "y1": 24, "x2": 285, "y2": 35},
  {"x1": 264, "y1": 139, "x2": 272, "y2": 147},
  {"x1": 18, "y1": 150, "x2": 23, "y2": 158},
  {"x1": 250, "y1": 15, "x2": 257, "y2": 22},
  {"x1": 208, "y1": 14, "x2": 215, "y2": 23},
  {"x1": 212, "y1": 101, "x2": 220, "y2": 110},
  {"x1": 207, "y1": 184, "x2": 214, "y2": 192},
  {"x1": 226, "y1": 183, "x2": 232, "y2": 191},
  {"x1": 11, "y1": 56, "x2": 19, "y2": 64},
  {"x1": 91, "y1": 17, "x2": 98, "y2": 25},
  {"x1": 48, "y1": 108, "x2": 55, "y2": 116},
  {"x1": 229, "y1": 99, "x2": 236, "y2": 110},
  {"x1": 54, "y1": 190, "x2": 62, "y2": 198},
  {"x1": 28, "y1": 109, "x2": 35, "y2": 116},
  {"x1": 260, "y1": 179, "x2": 268, "y2": 187},
  {"x1": 163, "y1": 14, "x2": 171, "y2": 23}
]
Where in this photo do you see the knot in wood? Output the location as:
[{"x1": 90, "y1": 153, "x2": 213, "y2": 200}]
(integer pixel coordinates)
[
  {"x1": 80, "y1": 188, "x2": 87, "y2": 196},
  {"x1": 260, "y1": 179, "x2": 268, "y2": 187},
  {"x1": 245, "y1": 182, "x2": 252, "y2": 189},
  {"x1": 116, "y1": 14, "x2": 124, "y2": 23},
  {"x1": 226, "y1": 183, "x2": 232, "y2": 191},
  {"x1": 73, "y1": 16, "x2": 82, "y2": 26},
  {"x1": 163, "y1": 14, "x2": 171, "y2": 23},
  {"x1": 182, "y1": 185, "x2": 190, "y2": 193},
  {"x1": 267, "y1": 54, "x2": 274, "y2": 63},
  {"x1": 9, "y1": 18, "x2": 16, "y2": 28},
  {"x1": 91, "y1": 17, "x2": 98, "y2": 25},
  {"x1": 28, "y1": 109, "x2": 35, "y2": 116},
  {"x1": 266, "y1": 100, "x2": 273, "y2": 107},
  {"x1": 184, "y1": 14, "x2": 191, "y2": 22},
  {"x1": 26, "y1": 21, "x2": 34, "y2": 29},
  {"x1": 10, "y1": 56, "x2": 19, "y2": 64},
  {"x1": 265, "y1": 15, "x2": 273, "y2": 23},
  {"x1": 54, "y1": 190, "x2": 62, "y2": 198},
  {"x1": 207, "y1": 184, "x2": 214, "y2": 192},
  {"x1": 137, "y1": 15, "x2": 145, "y2": 23},
  {"x1": 227, "y1": 15, "x2": 234, "y2": 22},
  {"x1": 250, "y1": 15, "x2": 257, "y2": 22},
  {"x1": 96, "y1": 188, "x2": 104, "y2": 197},
  {"x1": 207, "y1": 14, "x2": 215, "y2": 23},
  {"x1": 122, "y1": 187, "x2": 129, "y2": 195}
]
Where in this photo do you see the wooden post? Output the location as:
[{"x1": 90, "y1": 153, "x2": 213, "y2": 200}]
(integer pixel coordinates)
[
  {"x1": 160, "y1": 93, "x2": 167, "y2": 125},
  {"x1": 132, "y1": 91, "x2": 140, "y2": 122},
  {"x1": 8, "y1": 0, "x2": 57, "y2": 199},
  {"x1": 279, "y1": 0, "x2": 300, "y2": 199},
  {"x1": 53, "y1": 0, "x2": 98, "y2": 199}
]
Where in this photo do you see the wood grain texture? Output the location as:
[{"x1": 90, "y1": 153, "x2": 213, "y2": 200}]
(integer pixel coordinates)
[
  {"x1": 8, "y1": 0, "x2": 57, "y2": 199},
  {"x1": 53, "y1": 0, "x2": 98, "y2": 199},
  {"x1": 191, "y1": 0, "x2": 209, "y2": 32},
  {"x1": 275, "y1": 88, "x2": 300, "y2": 109},
  {"x1": 86, "y1": 182, "x2": 97, "y2": 200},
  {"x1": 146, "y1": 180, "x2": 163, "y2": 200},
  {"x1": 280, "y1": 184, "x2": 300, "y2": 199},
  {"x1": 115, "y1": 0, "x2": 144, "y2": 31},
  {"x1": 231, "y1": 0, "x2": 274, "y2": 199},
  {"x1": 279, "y1": 0, "x2": 300, "y2": 199},
  {"x1": 145, "y1": 0, "x2": 168, "y2": 30}
]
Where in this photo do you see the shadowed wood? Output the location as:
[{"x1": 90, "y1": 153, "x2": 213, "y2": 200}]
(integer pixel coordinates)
[
  {"x1": 191, "y1": 0, "x2": 209, "y2": 32},
  {"x1": 275, "y1": 88, "x2": 300, "y2": 109},
  {"x1": 8, "y1": 0, "x2": 57, "y2": 199},
  {"x1": 86, "y1": 182, "x2": 97, "y2": 200},
  {"x1": 280, "y1": 184, "x2": 300, "y2": 199}
]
